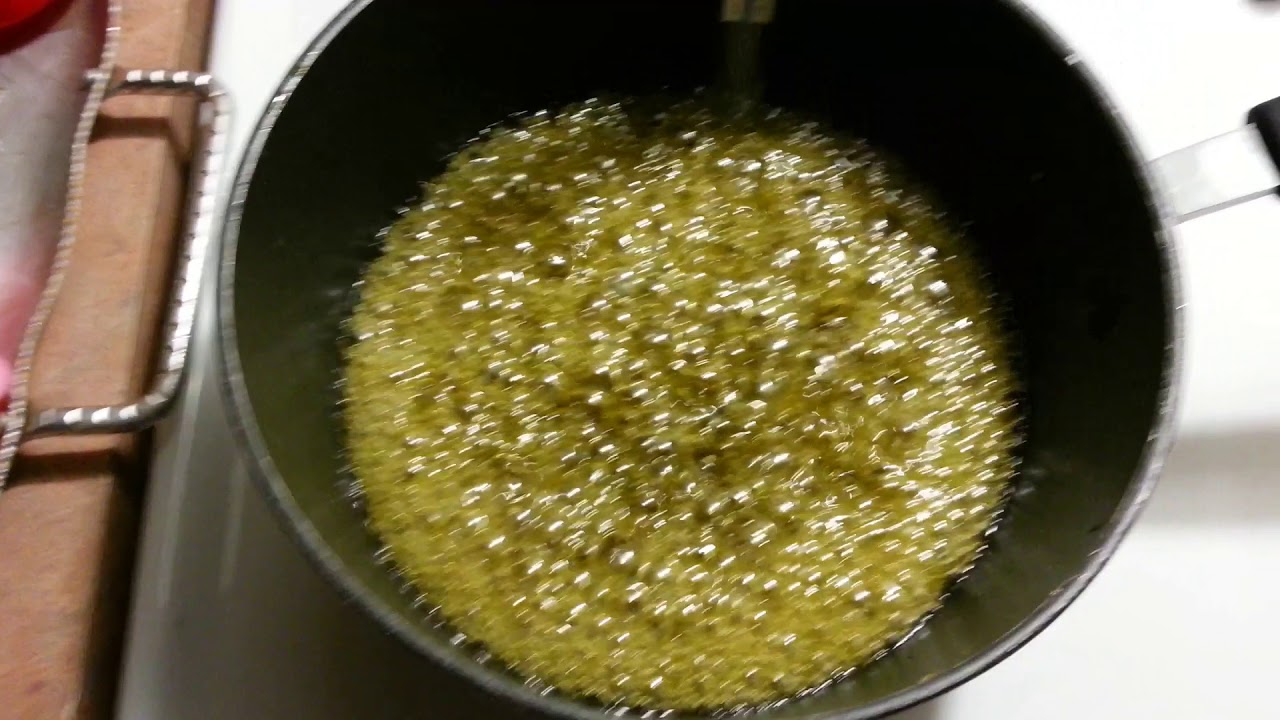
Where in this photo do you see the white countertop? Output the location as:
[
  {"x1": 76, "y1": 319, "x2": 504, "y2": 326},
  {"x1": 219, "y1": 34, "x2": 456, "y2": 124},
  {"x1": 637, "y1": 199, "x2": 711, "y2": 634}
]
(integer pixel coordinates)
[{"x1": 117, "y1": 1, "x2": 1280, "y2": 718}]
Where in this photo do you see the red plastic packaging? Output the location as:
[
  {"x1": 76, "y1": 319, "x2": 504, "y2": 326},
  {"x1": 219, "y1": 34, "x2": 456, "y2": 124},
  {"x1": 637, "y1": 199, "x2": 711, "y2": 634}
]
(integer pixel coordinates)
[{"x1": 0, "y1": 0, "x2": 59, "y2": 31}]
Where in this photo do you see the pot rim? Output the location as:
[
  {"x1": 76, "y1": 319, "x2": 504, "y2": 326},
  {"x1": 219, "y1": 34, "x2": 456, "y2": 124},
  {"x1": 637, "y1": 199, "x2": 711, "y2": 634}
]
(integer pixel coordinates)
[{"x1": 216, "y1": 1, "x2": 1183, "y2": 717}]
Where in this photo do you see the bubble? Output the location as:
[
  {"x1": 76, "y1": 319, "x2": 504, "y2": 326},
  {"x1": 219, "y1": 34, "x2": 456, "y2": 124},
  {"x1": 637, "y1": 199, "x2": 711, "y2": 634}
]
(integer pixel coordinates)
[{"x1": 344, "y1": 98, "x2": 1020, "y2": 712}]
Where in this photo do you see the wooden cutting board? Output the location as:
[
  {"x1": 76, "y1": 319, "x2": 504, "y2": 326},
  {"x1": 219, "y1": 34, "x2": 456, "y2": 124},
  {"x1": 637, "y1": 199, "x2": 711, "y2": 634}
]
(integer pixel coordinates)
[{"x1": 0, "y1": 0, "x2": 213, "y2": 716}]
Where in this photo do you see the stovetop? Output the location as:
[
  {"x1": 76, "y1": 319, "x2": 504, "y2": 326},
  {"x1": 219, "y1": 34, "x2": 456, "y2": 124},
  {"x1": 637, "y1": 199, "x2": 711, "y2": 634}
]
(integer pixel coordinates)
[{"x1": 116, "y1": 2, "x2": 1280, "y2": 718}]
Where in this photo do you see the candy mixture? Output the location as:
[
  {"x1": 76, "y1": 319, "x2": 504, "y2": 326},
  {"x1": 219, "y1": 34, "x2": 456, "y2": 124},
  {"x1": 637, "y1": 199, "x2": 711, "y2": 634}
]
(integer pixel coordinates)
[{"x1": 344, "y1": 99, "x2": 1019, "y2": 711}]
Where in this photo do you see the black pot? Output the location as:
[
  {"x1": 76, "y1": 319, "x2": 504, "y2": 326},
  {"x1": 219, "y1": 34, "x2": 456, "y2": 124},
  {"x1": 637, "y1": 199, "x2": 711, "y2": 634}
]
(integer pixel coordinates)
[
  {"x1": 5, "y1": 4, "x2": 1274, "y2": 715},
  {"x1": 209, "y1": 1, "x2": 1276, "y2": 718}
]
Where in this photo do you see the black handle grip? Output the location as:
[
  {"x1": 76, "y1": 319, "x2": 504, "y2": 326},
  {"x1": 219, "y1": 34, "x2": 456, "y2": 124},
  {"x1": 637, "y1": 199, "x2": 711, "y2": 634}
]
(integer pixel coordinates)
[{"x1": 1248, "y1": 96, "x2": 1280, "y2": 173}]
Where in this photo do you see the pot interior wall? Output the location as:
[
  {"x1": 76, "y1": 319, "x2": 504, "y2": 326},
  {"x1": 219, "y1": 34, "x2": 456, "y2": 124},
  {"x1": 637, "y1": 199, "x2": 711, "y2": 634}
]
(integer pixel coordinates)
[{"x1": 227, "y1": 0, "x2": 1171, "y2": 716}]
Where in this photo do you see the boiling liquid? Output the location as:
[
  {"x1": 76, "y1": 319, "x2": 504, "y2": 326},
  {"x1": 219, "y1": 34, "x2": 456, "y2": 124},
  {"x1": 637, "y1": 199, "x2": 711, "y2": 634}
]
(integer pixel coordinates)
[{"x1": 344, "y1": 99, "x2": 1019, "y2": 711}]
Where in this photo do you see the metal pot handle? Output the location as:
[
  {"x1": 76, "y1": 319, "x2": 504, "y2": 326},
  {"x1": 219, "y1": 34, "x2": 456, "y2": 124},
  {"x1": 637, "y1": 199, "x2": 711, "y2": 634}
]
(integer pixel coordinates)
[
  {"x1": 1152, "y1": 96, "x2": 1280, "y2": 223},
  {"x1": 0, "y1": 69, "x2": 228, "y2": 485}
]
